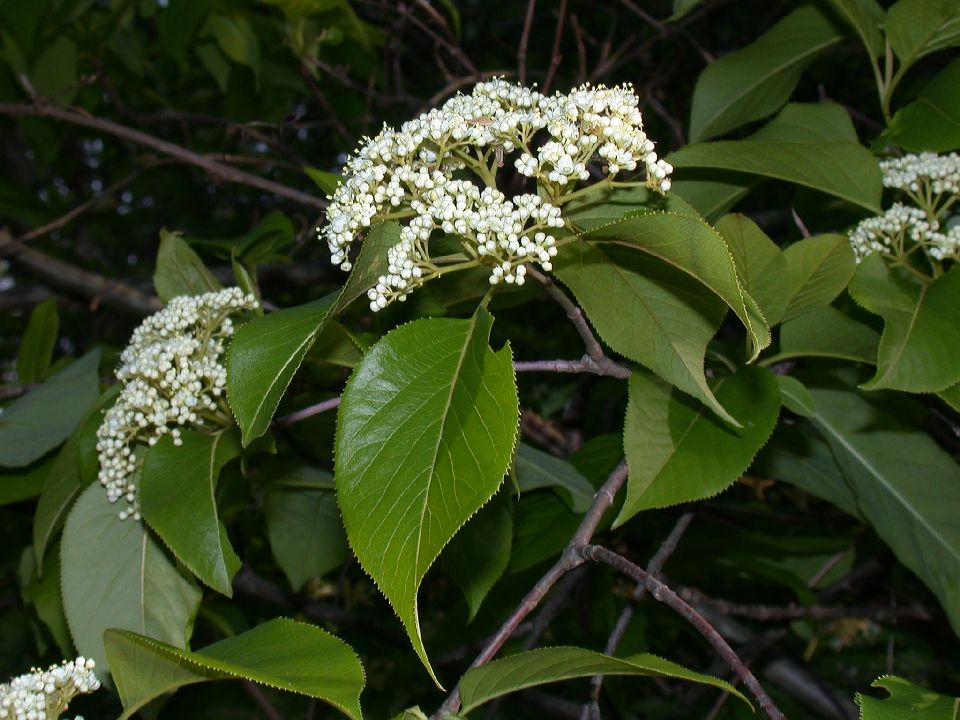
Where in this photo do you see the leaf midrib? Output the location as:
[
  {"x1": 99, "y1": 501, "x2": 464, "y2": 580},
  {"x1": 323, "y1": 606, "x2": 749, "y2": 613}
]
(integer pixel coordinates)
[{"x1": 871, "y1": 281, "x2": 928, "y2": 386}]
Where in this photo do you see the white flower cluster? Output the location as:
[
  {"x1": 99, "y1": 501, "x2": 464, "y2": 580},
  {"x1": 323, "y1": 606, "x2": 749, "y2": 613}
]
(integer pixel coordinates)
[
  {"x1": 96, "y1": 288, "x2": 258, "y2": 519},
  {"x1": 849, "y1": 153, "x2": 960, "y2": 266},
  {"x1": 319, "y1": 79, "x2": 672, "y2": 310},
  {"x1": 0, "y1": 657, "x2": 99, "y2": 720},
  {"x1": 880, "y1": 152, "x2": 960, "y2": 197}
]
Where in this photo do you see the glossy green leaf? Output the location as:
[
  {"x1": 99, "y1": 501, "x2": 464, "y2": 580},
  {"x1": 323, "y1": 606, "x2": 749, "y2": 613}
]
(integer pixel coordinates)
[
  {"x1": 459, "y1": 646, "x2": 751, "y2": 715},
  {"x1": 441, "y1": 491, "x2": 512, "y2": 622},
  {"x1": 857, "y1": 675, "x2": 959, "y2": 719},
  {"x1": 809, "y1": 384, "x2": 960, "y2": 632},
  {"x1": 105, "y1": 618, "x2": 364, "y2": 720},
  {"x1": 0, "y1": 349, "x2": 100, "y2": 468},
  {"x1": 207, "y1": 14, "x2": 260, "y2": 80},
  {"x1": 32, "y1": 386, "x2": 119, "y2": 565},
  {"x1": 776, "y1": 306, "x2": 880, "y2": 363},
  {"x1": 579, "y1": 212, "x2": 771, "y2": 360},
  {"x1": 61, "y1": 484, "x2": 201, "y2": 675},
  {"x1": 880, "y1": 58, "x2": 960, "y2": 152},
  {"x1": 16, "y1": 298, "x2": 58, "y2": 383},
  {"x1": 688, "y1": 6, "x2": 842, "y2": 141},
  {"x1": 554, "y1": 245, "x2": 732, "y2": 425},
  {"x1": 153, "y1": 228, "x2": 221, "y2": 302},
  {"x1": 514, "y1": 443, "x2": 594, "y2": 512},
  {"x1": 332, "y1": 221, "x2": 401, "y2": 314},
  {"x1": 335, "y1": 307, "x2": 518, "y2": 682},
  {"x1": 781, "y1": 234, "x2": 856, "y2": 322},
  {"x1": 140, "y1": 428, "x2": 242, "y2": 596},
  {"x1": 226, "y1": 292, "x2": 337, "y2": 445},
  {"x1": 777, "y1": 375, "x2": 816, "y2": 417},
  {"x1": 887, "y1": 0, "x2": 960, "y2": 72},
  {"x1": 827, "y1": 0, "x2": 886, "y2": 58},
  {"x1": 715, "y1": 213, "x2": 789, "y2": 326},
  {"x1": 673, "y1": 103, "x2": 883, "y2": 212},
  {"x1": 848, "y1": 256, "x2": 960, "y2": 392},
  {"x1": 265, "y1": 475, "x2": 349, "y2": 591},
  {"x1": 618, "y1": 366, "x2": 780, "y2": 524}
]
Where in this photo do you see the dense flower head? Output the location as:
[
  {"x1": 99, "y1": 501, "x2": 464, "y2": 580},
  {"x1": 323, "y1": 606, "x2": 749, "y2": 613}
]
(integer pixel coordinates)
[
  {"x1": 0, "y1": 657, "x2": 99, "y2": 720},
  {"x1": 96, "y1": 288, "x2": 258, "y2": 519},
  {"x1": 848, "y1": 152, "x2": 960, "y2": 269},
  {"x1": 318, "y1": 79, "x2": 672, "y2": 310}
]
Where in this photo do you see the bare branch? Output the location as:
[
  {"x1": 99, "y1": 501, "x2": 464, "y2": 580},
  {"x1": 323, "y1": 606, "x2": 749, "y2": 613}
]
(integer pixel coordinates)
[{"x1": 518, "y1": 0, "x2": 538, "y2": 85}]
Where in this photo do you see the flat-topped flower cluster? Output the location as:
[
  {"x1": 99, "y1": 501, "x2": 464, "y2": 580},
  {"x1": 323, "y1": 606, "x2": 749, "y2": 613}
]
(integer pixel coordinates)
[
  {"x1": 849, "y1": 152, "x2": 960, "y2": 268},
  {"x1": 0, "y1": 657, "x2": 99, "y2": 720},
  {"x1": 318, "y1": 79, "x2": 673, "y2": 310},
  {"x1": 96, "y1": 288, "x2": 258, "y2": 519}
]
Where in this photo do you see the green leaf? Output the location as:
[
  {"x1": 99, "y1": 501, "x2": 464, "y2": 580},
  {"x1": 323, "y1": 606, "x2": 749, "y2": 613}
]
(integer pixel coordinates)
[
  {"x1": 507, "y1": 492, "x2": 579, "y2": 573},
  {"x1": 33, "y1": 385, "x2": 120, "y2": 566},
  {"x1": 16, "y1": 298, "x2": 58, "y2": 383},
  {"x1": 670, "y1": 173, "x2": 755, "y2": 221},
  {"x1": 335, "y1": 307, "x2": 519, "y2": 683},
  {"x1": 333, "y1": 221, "x2": 401, "y2": 314},
  {"x1": 226, "y1": 292, "x2": 337, "y2": 445},
  {"x1": 618, "y1": 366, "x2": 780, "y2": 524},
  {"x1": 309, "y1": 321, "x2": 364, "y2": 368},
  {"x1": 158, "y1": 0, "x2": 213, "y2": 64},
  {"x1": 29, "y1": 36, "x2": 77, "y2": 100},
  {"x1": 0, "y1": 458, "x2": 51, "y2": 506},
  {"x1": 887, "y1": 0, "x2": 960, "y2": 73},
  {"x1": 777, "y1": 375, "x2": 817, "y2": 417},
  {"x1": 140, "y1": 428, "x2": 243, "y2": 596},
  {"x1": 61, "y1": 484, "x2": 201, "y2": 675},
  {"x1": 938, "y1": 382, "x2": 960, "y2": 412},
  {"x1": 880, "y1": 57, "x2": 960, "y2": 152},
  {"x1": 673, "y1": 103, "x2": 883, "y2": 212},
  {"x1": 441, "y1": 491, "x2": 512, "y2": 622},
  {"x1": 105, "y1": 618, "x2": 364, "y2": 720},
  {"x1": 554, "y1": 246, "x2": 732, "y2": 424},
  {"x1": 776, "y1": 306, "x2": 880, "y2": 363},
  {"x1": 579, "y1": 212, "x2": 771, "y2": 360},
  {"x1": 21, "y1": 542, "x2": 72, "y2": 657},
  {"x1": 670, "y1": 0, "x2": 704, "y2": 21},
  {"x1": 715, "y1": 213, "x2": 789, "y2": 326},
  {"x1": 827, "y1": 0, "x2": 886, "y2": 58},
  {"x1": 809, "y1": 384, "x2": 960, "y2": 633},
  {"x1": 153, "y1": 229, "x2": 221, "y2": 302},
  {"x1": 264, "y1": 476, "x2": 349, "y2": 591},
  {"x1": 207, "y1": 14, "x2": 260, "y2": 80},
  {"x1": 458, "y1": 647, "x2": 751, "y2": 715},
  {"x1": 514, "y1": 443, "x2": 594, "y2": 512},
  {"x1": 688, "y1": 6, "x2": 842, "y2": 142},
  {"x1": 195, "y1": 43, "x2": 230, "y2": 92},
  {"x1": 781, "y1": 234, "x2": 856, "y2": 322},
  {"x1": 857, "y1": 675, "x2": 960, "y2": 719},
  {"x1": 0, "y1": 349, "x2": 100, "y2": 467},
  {"x1": 305, "y1": 167, "x2": 342, "y2": 195},
  {"x1": 848, "y1": 256, "x2": 960, "y2": 392}
]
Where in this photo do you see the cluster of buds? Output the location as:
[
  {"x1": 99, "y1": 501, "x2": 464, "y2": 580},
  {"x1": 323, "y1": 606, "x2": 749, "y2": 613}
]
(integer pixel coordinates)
[
  {"x1": 0, "y1": 657, "x2": 99, "y2": 720},
  {"x1": 849, "y1": 152, "x2": 960, "y2": 269},
  {"x1": 318, "y1": 79, "x2": 673, "y2": 310},
  {"x1": 96, "y1": 288, "x2": 258, "y2": 519}
]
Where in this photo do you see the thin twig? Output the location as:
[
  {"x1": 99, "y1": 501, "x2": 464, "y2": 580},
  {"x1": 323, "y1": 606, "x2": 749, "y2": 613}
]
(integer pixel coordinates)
[
  {"x1": 272, "y1": 396, "x2": 342, "y2": 428},
  {"x1": 242, "y1": 681, "x2": 282, "y2": 720},
  {"x1": 583, "y1": 513, "x2": 694, "y2": 718},
  {"x1": 526, "y1": 266, "x2": 604, "y2": 362},
  {"x1": 0, "y1": 101, "x2": 325, "y2": 208},
  {"x1": 542, "y1": 0, "x2": 568, "y2": 94},
  {"x1": 514, "y1": 358, "x2": 630, "y2": 379},
  {"x1": 518, "y1": 0, "x2": 537, "y2": 85},
  {"x1": 579, "y1": 545, "x2": 786, "y2": 720}
]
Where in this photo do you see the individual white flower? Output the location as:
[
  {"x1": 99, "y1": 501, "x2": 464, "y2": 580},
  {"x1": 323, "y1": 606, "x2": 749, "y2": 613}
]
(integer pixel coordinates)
[
  {"x1": 96, "y1": 288, "x2": 258, "y2": 519},
  {"x1": 0, "y1": 657, "x2": 99, "y2": 720},
  {"x1": 318, "y1": 79, "x2": 672, "y2": 309}
]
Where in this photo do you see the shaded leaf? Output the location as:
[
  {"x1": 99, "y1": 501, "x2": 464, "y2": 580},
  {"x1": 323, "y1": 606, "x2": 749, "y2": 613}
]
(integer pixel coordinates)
[
  {"x1": 689, "y1": 6, "x2": 842, "y2": 141},
  {"x1": 16, "y1": 298, "x2": 58, "y2": 383},
  {"x1": 140, "y1": 428, "x2": 242, "y2": 596},
  {"x1": 335, "y1": 307, "x2": 518, "y2": 682},
  {"x1": 857, "y1": 675, "x2": 959, "y2": 719},
  {"x1": 828, "y1": 0, "x2": 886, "y2": 58},
  {"x1": 333, "y1": 221, "x2": 401, "y2": 314},
  {"x1": 776, "y1": 305, "x2": 880, "y2": 363},
  {"x1": 207, "y1": 14, "x2": 260, "y2": 80},
  {"x1": 848, "y1": 256, "x2": 960, "y2": 392},
  {"x1": 781, "y1": 234, "x2": 856, "y2": 322},
  {"x1": 0, "y1": 458, "x2": 51, "y2": 506},
  {"x1": 514, "y1": 443, "x2": 594, "y2": 512},
  {"x1": 887, "y1": 0, "x2": 960, "y2": 72},
  {"x1": 938, "y1": 383, "x2": 960, "y2": 412},
  {"x1": 226, "y1": 292, "x2": 337, "y2": 445},
  {"x1": 777, "y1": 375, "x2": 816, "y2": 417},
  {"x1": 618, "y1": 366, "x2": 780, "y2": 524},
  {"x1": 305, "y1": 167, "x2": 342, "y2": 195},
  {"x1": 880, "y1": 57, "x2": 960, "y2": 152},
  {"x1": 0, "y1": 349, "x2": 100, "y2": 468},
  {"x1": 715, "y1": 213, "x2": 789, "y2": 326},
  {"x1": 459, "y1": 647, "x2": 750, "y2": 715},
  {"x1": 105, "y1": 618, "x2": 364, "y2": 720},
  {"x1": 154, "y1": 229, "x2": 221, "y2": 302},
  {"x1": 61, "y1": 484, "x2": 201, "y2": 675},
  {"x1": 507, "y1": 492, "x2": 579, "y2": 574}
]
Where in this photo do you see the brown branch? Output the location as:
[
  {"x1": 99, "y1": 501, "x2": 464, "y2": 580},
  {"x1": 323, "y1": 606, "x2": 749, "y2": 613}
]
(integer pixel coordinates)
[
  {"x1": 579, "y1": 545, "x2": 786, "y2": 720},
  {"x1": 583, "y1": 513, "x2": 695, "y2": 718},
  {"x1": 569, "y1": 14, "x2": 588, "y2": 85},
  {"x1": 542, "y1": 0, "x2": 568, "y2": 94},
  {"x1": 517, "y1": 0, "x2": 537, "y2": 85},
  {"x1": 242, "y1": 682, "x2": 281, "y2": 720},
  {"x1": 1, "y1": 229, "x2": 161, "y2": 316},
  {"x1": 515, "y1": 357, "x2": 630, "y2": 380},
  {"x1": 272, "y1": 396, "x2": 342, "y2": 429},
  {"x1": 0, "y1": 101, "x2": 325, "y2": 208},
  {"x1": 526, "y1": 266, "x2": 604, "y2": 363},
  {"x1": 432, "y1": 461, "x2": 630, "y2": 719}
]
